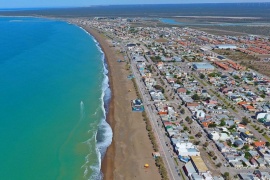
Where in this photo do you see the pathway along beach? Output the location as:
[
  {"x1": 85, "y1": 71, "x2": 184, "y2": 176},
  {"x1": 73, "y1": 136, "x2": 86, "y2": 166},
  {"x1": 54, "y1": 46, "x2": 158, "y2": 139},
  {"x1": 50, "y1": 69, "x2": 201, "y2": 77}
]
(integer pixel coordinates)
[{"x1": 76, "y1": 23, "x2": 161, "y2": 180}]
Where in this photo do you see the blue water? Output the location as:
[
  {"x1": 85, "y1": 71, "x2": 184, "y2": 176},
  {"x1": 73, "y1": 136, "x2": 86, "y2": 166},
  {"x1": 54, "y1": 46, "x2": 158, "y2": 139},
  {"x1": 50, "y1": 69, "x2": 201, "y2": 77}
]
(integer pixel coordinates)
[
  {"x1": 160, "y1": 18, "x2": 270, "y2": 26},
  {"x1": 0, "y1": 17, "x2": 112, "y2": 180},
  {"x1": 160, "y1": 18, "x2": 185, "y2": 25}
]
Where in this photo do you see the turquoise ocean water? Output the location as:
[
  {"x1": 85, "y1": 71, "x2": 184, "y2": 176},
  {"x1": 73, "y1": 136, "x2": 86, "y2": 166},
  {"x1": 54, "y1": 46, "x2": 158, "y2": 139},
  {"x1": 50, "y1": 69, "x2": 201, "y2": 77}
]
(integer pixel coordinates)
[{"x1": 0, "y1": 17, "x2": 112, "y2": 180}]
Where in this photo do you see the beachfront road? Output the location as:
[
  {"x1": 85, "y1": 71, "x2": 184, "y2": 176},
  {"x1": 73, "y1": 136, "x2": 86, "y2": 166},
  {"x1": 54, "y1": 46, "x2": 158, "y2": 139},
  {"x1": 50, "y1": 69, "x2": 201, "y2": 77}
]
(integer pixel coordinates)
[{"x1": 129, "y1": 55, "x2": 183, "y2": 180}]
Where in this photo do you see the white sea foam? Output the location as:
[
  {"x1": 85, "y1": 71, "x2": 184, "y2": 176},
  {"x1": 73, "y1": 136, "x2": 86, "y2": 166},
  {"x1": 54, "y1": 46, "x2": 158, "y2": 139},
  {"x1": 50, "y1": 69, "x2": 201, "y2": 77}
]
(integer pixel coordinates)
[
  {"x1": 90, "y1": 37, "x2": 113, "y2": 180},
  {"x1": 78, "y1": 27, "x2": 113, "y2": 180},
  {"x1": 80, "y1": 101, "x2": 85, "y2": 121}
]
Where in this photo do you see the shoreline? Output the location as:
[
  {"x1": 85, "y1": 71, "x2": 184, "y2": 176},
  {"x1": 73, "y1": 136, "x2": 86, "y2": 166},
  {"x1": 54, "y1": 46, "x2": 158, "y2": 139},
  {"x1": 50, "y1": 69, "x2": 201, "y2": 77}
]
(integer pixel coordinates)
[
  {"x1": 70, "y1": 20, "x2": 116, "y2": 179},
  {"x1": 73, "y1": 20, "x2": 160, "y2": 180},
  {"x1": 83, "y1": 27, "x2": 116, "y2": 180}
]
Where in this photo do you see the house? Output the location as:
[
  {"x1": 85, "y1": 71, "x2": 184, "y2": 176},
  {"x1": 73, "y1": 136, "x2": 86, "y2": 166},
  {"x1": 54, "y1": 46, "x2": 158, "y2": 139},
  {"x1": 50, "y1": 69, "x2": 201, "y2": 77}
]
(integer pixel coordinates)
[
  {"x1": 253, "y1": 141, "x2": 266, "y2": 148},
  {"x1": 209, "y1": 131, "x2": 220, "y2": 141},
  {"x1": 230, "y1": 161, "x2": 243, "y2": 168},
  {"x1": 238, "y1": 173, "x2": 257, "y2": 180},
  {"x1": 195, "y1": 110, "x2": 206, "y2": 120},
  {"x1": 257, "y1": 147, "x2": 270, "y2": 165},
  {"x1": 248, "y1": 150, "x2": 261, "y2": 159},
  {"x1": 234, "y1": 140, "x2": 244, "y2": 147},
  {"x1": 226, "y1": 120, "x2": 235, "y2": 126},
  {"x1": 250, "y1": 158, "x2": 259, "y2": 167},
  {"x1": 132, "y1": 55, "x2": 146, "y2": 62},
  {"x1": 243, "y1": 105, "x2": 256, "y2": 112},
  {"x1": 206, "y1": 100, "x2": 218, "y2": 107},
  {"x1": 219, "y1": 133, "x2": 230, "y2": 141},
  {"x1": 186, "y1": 102, "x2": 199, "y2": 109},
  {"x1": 177, "y1": 87, "x2": 187, "y2": 95},
  {"x1": 202, "y1": 121, "x2": 212, "y2": 128},
  {"x1": 150, "y1": 91, "x2": 166, "y2": 102},
  {"x1": 175, "y1": 142, "x2": 200, "y2": 156},
  {"x1": 191, "y1": 173, "x2": 204, "y2": 180},
  {"x1": 256, "y1": 158, "x2": 266, "y2": 167},
  {"x1": 264, "y1": 122, "x2": 270, "y2": 128},
  {"x1": 226, "y1": 155, "x2": 241, "y2": 163},
  {"x1": 213, "y1": 176, "x2": 224, "y2": 180},
  {"x1": 183, "y1": 161, "x2": 197, "y2": 177},
  {"x1": 238, "y1": 124, "x2": 246, "y2": 129},
  {"x1": 202, "y1": 172, "x2": 214, "y2": 180},
  {"x1": 240, "y1": 132, "x2": 252, "y2": 142},
  {"x1": 256, "y1": 113, "x2": 270, "y2": 122},
  {"x1": 157, "y1": 62, "x2": 164, "y2": 70},
  {"x1": 260, "y1": 172, "x2": 270, "y2": 179},
  {"x1": 240, "y1": 157, "x2": 252, "y2": 167}
]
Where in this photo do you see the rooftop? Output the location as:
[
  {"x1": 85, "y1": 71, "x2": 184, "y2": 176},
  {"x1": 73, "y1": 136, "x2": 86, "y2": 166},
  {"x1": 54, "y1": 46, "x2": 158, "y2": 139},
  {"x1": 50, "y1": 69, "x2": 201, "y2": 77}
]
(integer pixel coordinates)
[
  {"x1": 193, "y1": 63, "x2": 215, "y2": 70},
  {"x1": 190, "y1": 156, "x2": 209, "y2": 173}
]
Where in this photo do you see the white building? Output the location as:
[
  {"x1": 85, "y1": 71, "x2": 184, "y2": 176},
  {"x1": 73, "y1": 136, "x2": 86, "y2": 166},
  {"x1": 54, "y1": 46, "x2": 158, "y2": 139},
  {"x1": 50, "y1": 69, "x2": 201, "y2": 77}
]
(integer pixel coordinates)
[
  {"x1": 195, "y1": 110, "x2": 206, "y2": 120},
  {"x1": 215, "y1": 44, "x2": 237, "y2": 49},
  {"x1": 209, "y1": 131, "x2": 220, "y2": 141},
  {"x1": 175, "y1": 142, "x2": 200, "y2": 156}
]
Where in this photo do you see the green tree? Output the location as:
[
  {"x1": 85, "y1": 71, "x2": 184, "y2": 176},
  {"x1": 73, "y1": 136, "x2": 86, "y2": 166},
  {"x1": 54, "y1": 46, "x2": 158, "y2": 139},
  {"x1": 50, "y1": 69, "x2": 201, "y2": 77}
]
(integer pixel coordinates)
[
  {"x1": 216, "y1": 163, "x2": 222, "y2": 167},
  {"x1": 209, "y1": 151, "x2": 215, "y2": 156},
  {"x1": 227, "y1": 140, "x2": 232, "y2": 147},
  {"x1": 185, "y1": 116, "x2": 191, "y2": 122},
  {"x1": 208, "y1": 123, "x2": 217, "y2": 128},
  {"x1": 261, "y1": 94, "x2": 266, "y2": 98},
  {"x1": 191, "y1": 93, "x2": 200, "y2": 101},
  {"x1": 203, "y1": 142, "x2": 209, "y2": 147},
  {"x1": 196, "y1": 132, "x2": 202, "y2": 138},
  {"x1": 194, "y1": 141, "x2": 200, "y2": 145},
  {"x1": 233, "y1": 75, "x2": 240, "y2": 79},
  {"x1": 228, "y1": 124, "x2": 236, "y2": 130},
  {"x1": 199, "y1": 73, "x2": 205, "y2": 79},
  {"x1": 241, "y1": 116, "x2": 250, "y2": 125},
  {"x1": 223, "y1": 172, "x2": 230, "y2": 180},
  {"x1": 180, "y1": 108, "x2": 185, "y2": 114},
  {"x1": 176, "y1": 79, "x2": 181, "y2": 84},
  {"x1": 219, "y1": 119, "x2": 226, "y2": 126},
  {"x1": 242, "y1": 144, "x2": 250, "y2": 150}
]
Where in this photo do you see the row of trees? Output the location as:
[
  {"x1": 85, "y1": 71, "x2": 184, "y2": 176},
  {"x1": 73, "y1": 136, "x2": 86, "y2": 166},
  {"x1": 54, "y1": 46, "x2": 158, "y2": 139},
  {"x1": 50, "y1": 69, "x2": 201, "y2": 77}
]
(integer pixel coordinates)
[
  {"x1": 132, "y1": 75, "x2": 169, "y2": 179},
  {"x1": 142, "y1": 112, "x2": 168, "y2": 179}
]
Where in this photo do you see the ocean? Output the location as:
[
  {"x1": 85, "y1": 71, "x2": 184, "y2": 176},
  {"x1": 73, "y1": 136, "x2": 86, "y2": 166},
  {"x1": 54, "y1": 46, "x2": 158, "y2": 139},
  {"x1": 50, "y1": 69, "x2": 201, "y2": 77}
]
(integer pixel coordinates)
[
  {"x1": 159, "y1": 18, "x2": 270, "y2": 26},
  {"x1": 1, "y1": 3, "x2": 270, "y2": 19},
  {"x1": 0, "y1": 17, "x2": 112, "y2": 180}
]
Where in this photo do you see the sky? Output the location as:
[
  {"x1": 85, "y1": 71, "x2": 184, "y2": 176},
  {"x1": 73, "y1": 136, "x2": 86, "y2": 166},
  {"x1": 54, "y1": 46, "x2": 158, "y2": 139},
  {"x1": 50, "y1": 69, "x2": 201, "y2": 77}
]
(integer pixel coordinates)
[{"x1": 0, "y1": 0, "x2": 269, "y2": 8}]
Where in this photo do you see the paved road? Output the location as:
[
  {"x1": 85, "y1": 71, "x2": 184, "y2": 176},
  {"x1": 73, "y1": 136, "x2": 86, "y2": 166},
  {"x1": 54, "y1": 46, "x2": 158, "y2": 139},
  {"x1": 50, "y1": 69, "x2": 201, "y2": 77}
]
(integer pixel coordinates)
[
  {"x1": 109, "y1": 32, "x2": 270, "y2": 177},
  {"x1": 129, "y1": 53, "x2": 183, "y2": 180}
]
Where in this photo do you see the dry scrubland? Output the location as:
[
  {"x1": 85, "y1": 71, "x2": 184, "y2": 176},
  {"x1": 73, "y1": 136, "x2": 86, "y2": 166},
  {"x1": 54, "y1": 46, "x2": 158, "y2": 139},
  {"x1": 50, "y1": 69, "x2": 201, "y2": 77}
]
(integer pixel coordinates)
[{"x1": 214, "y1": 49, "x2": 270, "y2": 76}]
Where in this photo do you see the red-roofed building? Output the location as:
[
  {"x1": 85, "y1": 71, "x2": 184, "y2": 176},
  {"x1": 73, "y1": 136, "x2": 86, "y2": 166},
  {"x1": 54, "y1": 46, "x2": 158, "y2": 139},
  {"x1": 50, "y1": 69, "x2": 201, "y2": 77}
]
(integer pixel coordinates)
[
  {"x1": 202, "y1": 121, "x2": 212, "y2": 128},
  {"x1": 254, "y1": 141, "x2": 266, "y2": 148},
  {"x1": 177, "y1": 88, "x2": 187, "y2": 95}
]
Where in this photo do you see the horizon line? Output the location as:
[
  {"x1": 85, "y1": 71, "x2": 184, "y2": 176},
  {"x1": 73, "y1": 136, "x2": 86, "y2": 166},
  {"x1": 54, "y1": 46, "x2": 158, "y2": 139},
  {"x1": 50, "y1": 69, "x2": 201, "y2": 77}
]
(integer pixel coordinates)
[{"x1": 1, "y1": 2, "x2": 270, "y2": 10}]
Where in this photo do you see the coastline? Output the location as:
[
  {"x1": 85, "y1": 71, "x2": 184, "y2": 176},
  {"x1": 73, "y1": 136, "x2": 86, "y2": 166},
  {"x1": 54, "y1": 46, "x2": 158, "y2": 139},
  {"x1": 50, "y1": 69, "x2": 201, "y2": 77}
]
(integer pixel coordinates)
[
  {"x1": 82, "y1": 26, "x2": 116, "y2": 180},
  {"x1": 74, "y1": 21, "x2": 160, "y2": 180}
]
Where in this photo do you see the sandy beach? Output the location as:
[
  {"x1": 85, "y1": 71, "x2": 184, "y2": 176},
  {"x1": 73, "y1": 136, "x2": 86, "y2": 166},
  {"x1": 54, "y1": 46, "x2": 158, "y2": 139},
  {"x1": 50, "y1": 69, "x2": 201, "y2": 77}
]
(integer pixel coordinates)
[{"x1": 75, "y1": 23, "x2": 161, "y2": 180}]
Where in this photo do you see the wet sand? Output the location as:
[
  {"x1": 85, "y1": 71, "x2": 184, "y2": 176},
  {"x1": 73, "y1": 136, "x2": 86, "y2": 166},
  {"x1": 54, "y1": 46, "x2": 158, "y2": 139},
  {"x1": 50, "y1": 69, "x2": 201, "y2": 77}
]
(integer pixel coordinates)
[{"x1": 76, "y1": 24, "x2": 161, "y2": 180}]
